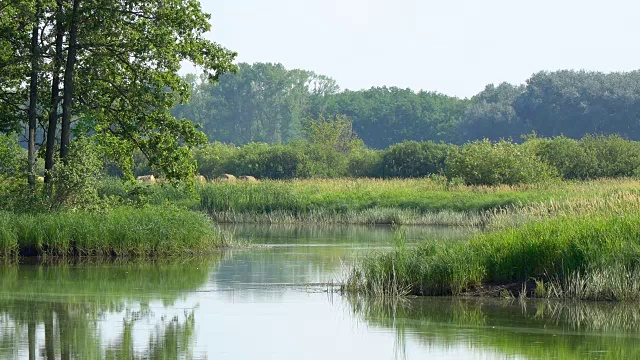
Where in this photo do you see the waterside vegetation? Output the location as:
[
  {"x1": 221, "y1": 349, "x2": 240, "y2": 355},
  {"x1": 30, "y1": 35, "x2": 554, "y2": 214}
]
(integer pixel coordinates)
[
  {"x1": 0, "y1": 207, "x2": 230, "y2": 258},
  {"x1": 344, "y1": 191, "x2": 640, "y2": 300}
]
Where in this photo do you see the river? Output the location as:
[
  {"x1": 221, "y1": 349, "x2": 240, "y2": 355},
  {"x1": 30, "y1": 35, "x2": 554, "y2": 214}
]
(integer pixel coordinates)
[{"x1": 0, "y1": 224, "x2": 638, "y2": 359}]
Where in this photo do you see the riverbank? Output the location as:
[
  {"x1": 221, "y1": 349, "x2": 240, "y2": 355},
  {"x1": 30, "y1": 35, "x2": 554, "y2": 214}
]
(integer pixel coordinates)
[
  {"x1": 0, "y1": 206, "x2": 230, "y2": 257},
  {"x1": 343, "y1": 191, "x2": 640, "y2": 300},
  {"x1": 198, "y1": 178, "x2": 640, "y2": 225}
]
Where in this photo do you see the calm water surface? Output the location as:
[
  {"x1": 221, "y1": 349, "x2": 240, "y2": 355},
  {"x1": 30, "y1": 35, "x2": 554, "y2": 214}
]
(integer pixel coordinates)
[{"x1": 0, "y1": 224, "x2": 638, "y2": 359}]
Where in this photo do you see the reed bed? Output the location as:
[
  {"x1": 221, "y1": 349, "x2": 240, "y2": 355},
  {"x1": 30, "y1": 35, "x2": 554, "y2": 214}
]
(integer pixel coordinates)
[
  {"x1": 344, "y1": 204, "x2": 640, "y2": 300},
  {"x1": 210, "y1": 208, "x2": 485, "y2": 226},
  {"x1": 199, "y1": 178, "x2": 640, "y2": 224},
  {"x1": 0, "y1": 206, "x2": 231, "y2": 257}
]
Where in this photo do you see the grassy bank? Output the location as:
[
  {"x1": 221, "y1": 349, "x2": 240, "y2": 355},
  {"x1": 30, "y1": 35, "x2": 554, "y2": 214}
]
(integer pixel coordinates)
[
  {"x1": 199, "y1": 178, "x2": 640, "y2": 225},
  {"x1": 0, "y1": 206, "x2": 231, "y2": 257},
  {"x1": 344, "y1": 193, "x2": 640, "y2": 300}
]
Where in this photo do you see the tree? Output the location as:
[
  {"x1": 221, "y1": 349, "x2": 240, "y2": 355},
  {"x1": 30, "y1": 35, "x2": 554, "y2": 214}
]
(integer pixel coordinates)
[
  {"x1": 0, "y1": 0, "x2": 237, "y2": 181},
  {"x1": 0, "y1": 1, "x2": 31, "y2": 134},
  {"x1": 173, "y1": 63, "x2": 338, "y2": 144},
  {"x1": 457, "y1": 83, "x2": 528, "y2": 142}
]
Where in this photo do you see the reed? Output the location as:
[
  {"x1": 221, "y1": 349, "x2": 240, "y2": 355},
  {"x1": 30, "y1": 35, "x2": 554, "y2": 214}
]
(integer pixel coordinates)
[
  {"x1": 0, "y1": 206, "x2": 231, "y2": 257},
  {"x1": 199, "y1": 178, "x2": 640, "y2": 224},
  {"x1": 344, "y1": 206, "x2": 640, "y2": 300}
]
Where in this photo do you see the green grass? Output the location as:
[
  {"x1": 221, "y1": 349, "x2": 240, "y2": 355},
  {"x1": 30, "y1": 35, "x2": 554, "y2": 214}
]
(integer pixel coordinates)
[
  {"x1": 344, "y1": 192, "x2": 640, "y2": 300},
  {"x1": 0, "y1": 206, "x2": 231, "y2": 257},
  {"x1": 199, "y1": 178, "x2": 640, "y2": 224}
]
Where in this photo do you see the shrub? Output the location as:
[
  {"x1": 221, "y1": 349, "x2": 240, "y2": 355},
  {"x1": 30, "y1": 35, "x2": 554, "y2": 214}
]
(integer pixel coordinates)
[
  {"x1": 233, "y1": 143, "x2": 308, "y2": 179},
  {"x1": 531, "y1": 135, "x2": 640, "y2": 180},
  {"x1": 0, "y1": 134, "x2": 26, "y2": 179},
  {"x1": 194, "y1": 142, "x2": 238, "y2": 179},
  {"x1": 446, "y1": 139, "x2": 556, "y2": 185},
  {"x1": 348, "y1": 149, "x2": 384, "y2": 178},
  {"x1": 381, "y1": 141, "x2": 451, "y2": 178},
  {"x1": 527, "y1": 136, "x2": 595, "y2": 180},
  {"x1": 581, "y1": 135, "x2": 640, "y2": 178}
]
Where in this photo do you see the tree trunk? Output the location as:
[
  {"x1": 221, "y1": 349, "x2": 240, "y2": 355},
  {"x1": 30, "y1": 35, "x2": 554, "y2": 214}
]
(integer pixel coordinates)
[
  {"x1": 28, "y1": 320, "x2": 36, "y2": 360},
  {"x1": 27, "y1": 0, "x2": 41, "y2": 185},
  {"x1": 58, "y1": 306, "x2": 71, "y2": 360},
  {"x1": 60, "y1": 0, "x2": 80, "y2": 162},
  {"x1": 44, "y1": 312, "x2": 55, "y2": 360},
  {"x1": 45, "y1": 0, "x2": 65, "y2": 182}
]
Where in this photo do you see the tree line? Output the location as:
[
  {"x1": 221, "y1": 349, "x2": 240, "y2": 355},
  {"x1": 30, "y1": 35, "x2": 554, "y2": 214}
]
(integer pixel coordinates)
[{"x1": 174, "y1": 63, "x2": 640, "y2": 148}]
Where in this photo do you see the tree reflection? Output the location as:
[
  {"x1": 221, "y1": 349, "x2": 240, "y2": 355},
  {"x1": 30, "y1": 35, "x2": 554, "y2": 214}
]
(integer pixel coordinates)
[{"x1": 0, "y1": 259, "x2": 214, "y2": 359}]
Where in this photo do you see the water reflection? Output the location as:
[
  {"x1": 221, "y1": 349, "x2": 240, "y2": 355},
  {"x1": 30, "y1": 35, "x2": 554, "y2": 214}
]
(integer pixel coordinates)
[
  {"x1": 221, "y1": 223, "x2": 472, "y2": 246},
  {"x1": 1, "y1": 224, "x2": 638, "y2": 359},
  {"x1": 0, "y1": 259, "x2": 214, "y2": 359},
  {"x1": 348, "y1": 296, "x2": 640, "y2": 359}
]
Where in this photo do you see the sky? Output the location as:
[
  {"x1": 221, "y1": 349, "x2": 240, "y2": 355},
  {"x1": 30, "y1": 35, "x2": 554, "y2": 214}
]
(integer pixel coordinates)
[{"x1": 188, "y1": 0, "x2": 640, "y2": 98}]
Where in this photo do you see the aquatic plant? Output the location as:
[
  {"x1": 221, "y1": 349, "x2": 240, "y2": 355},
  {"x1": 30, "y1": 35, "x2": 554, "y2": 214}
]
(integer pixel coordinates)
[{"x1": 0, "y1": 206, "x2": 230, "y2": 257}]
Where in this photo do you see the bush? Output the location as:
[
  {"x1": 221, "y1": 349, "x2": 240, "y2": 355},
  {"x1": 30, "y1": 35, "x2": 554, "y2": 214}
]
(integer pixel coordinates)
[
  {"x1": 348, "y1": 149, "x2": 384, "y2": 178},
  {"x1": 527, "y1": 136, "x2": 595, "y2": 180},
  {"x1": 297, "y1": 143, "x2": 349, "y2": 178},
  {"x1": 233, "y1": 143, "x2": 308, "y2": 179},
  {"x1": 446, "y1": 139, "x2": 556, "y2": 185},
  {"x1": 194, "y1": 142, "x2": 238, "y2": 179},
  {"x1": 381, "y1": 141, "x2": 451, "y2": 178},
  {"x1": 581, "y1": 135, "x2": 640, "y2": 178},
  {"x1": 0, "y1": 134, "x2": 26, "y2": 179},
  {"x1": 531, "y1": 135, "x2": 640, "y2": 180}
]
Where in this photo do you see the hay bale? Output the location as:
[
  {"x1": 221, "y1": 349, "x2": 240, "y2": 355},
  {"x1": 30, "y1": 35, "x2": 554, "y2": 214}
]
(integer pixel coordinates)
[
  {"x1": 194, "y1": 175, "x2": 207, "y2": 184},
  {"x1": 216, "y1": 174, "x2": 237, "y2": 182},
  {"x1": 239, "y1": 175, "x2": 259, "y2": 183},
  {"x1": 136, "y1": 175, "x2": 156, "y2": 184}
]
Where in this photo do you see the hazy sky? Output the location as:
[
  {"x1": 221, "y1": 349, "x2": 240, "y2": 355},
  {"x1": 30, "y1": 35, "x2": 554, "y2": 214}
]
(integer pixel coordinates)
[{"x1": 191, "y1": 0, "x2": 640, "y2": 98}]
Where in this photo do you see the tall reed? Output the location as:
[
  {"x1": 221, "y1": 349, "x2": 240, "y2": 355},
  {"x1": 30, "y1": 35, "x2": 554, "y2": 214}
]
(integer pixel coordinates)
[
  {"x1": 0, "y1": 206, "x2": 231, "y2": 257},
  {"x1": 344, "y1": 209, "x2": 640, "y2": 300}
]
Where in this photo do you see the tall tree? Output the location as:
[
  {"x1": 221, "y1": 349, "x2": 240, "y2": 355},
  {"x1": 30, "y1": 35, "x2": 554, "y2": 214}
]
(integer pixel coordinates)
[
  {"x1": 27, "y1": 0, "x2": 41, "y2": 184},
  {"x1": 1, "y1": 0, "x2": 237, "y2": 180}
]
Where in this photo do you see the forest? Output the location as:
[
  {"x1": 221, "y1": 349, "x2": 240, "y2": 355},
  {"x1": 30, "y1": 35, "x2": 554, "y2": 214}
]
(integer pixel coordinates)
[{"x1": 173, "y1": 63, "x2": 640, "y2": 148}]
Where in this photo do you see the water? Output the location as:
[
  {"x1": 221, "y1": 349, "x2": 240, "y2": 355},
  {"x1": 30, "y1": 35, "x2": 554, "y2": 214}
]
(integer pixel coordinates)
[{"x1": 0, "y1": 224, "x2": 638, "y2": 359}]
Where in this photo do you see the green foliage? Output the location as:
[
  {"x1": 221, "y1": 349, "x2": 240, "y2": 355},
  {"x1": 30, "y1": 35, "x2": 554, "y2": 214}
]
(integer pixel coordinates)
[
  {"x1": 233, "y1": 143, "x2": 308, "y2": 179},
  {"x1": 174, "y1": 67, "x2": 640, "y2": 148},
  {"x1": 0, "y1": 206, "x2": 227, "y2": 257},
  {"x1": 531, "y1": 135, "x2": 640, "y2": 180},
  {"x1": 173, "y1": 63, "x2": 334, "y2": 144},
  {"x1": 381, "y1": 141, "x2": 450, "y2": 178},
  {"x1": 446, "y1": 139, "x2": 557, "y2": 185},
  {"x1": 580, "y1": 135, "x2": 640, "y2": 178},
  {"x1": 194, "y1": 142, "x2": 238, "y2": 179},
  {"x1": 527, "y1": 136, "x2": 595, "y2": 180},
  {"x1": 49, "y1": 137, "x2": 102, "y2": 210},
  {"x1": 348, "y1": 148, "x2": 384, "y2": 178},
  {"x1": 2, "y1": 0, "x2": 238, "y2": 182},
  {"x1": 0, "y1": 134, "x2": 25, "y2": 179},
  {"x1": 346, "y1": 209, "x2": 640, "y2": 299}
]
